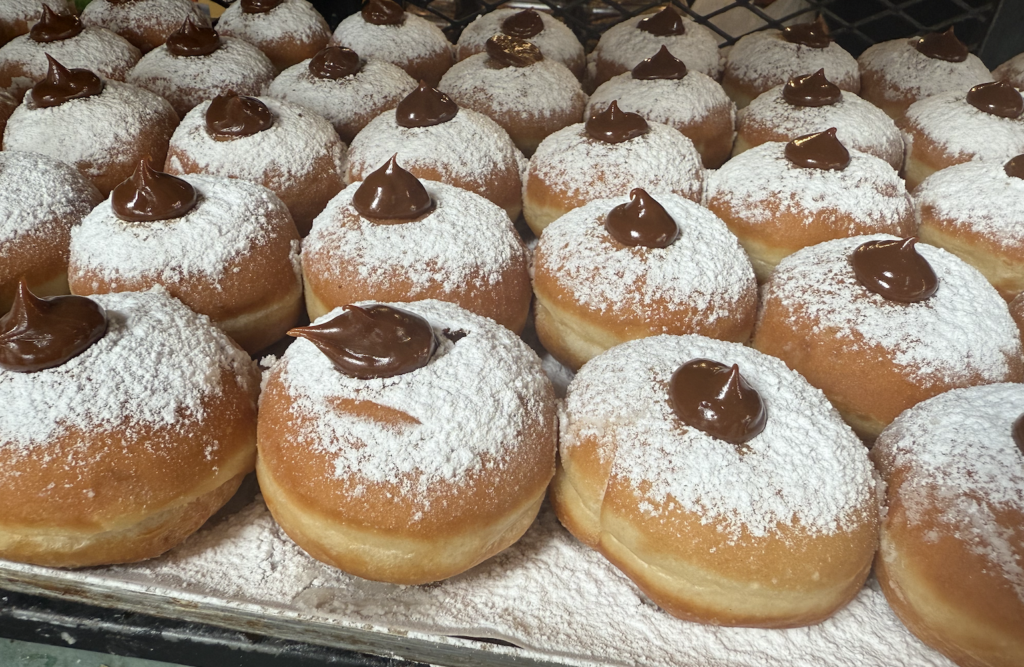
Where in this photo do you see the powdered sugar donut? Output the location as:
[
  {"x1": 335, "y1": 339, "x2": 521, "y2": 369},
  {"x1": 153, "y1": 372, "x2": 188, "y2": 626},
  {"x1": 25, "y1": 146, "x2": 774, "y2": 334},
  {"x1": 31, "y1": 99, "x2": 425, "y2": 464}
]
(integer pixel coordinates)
[
  {"x1": 752, "y1": 234, "x2": 1024, "y2": 440},
  {"x1": 0, "y1": 0, "x2": 75, "y2": 48},
  {"x1": 995, "y1": 51, "x2": 1024, "y2": 90},
  {"x1": 0, "y1": 287, "x2": 259, "y2": 568},
  {"x1": 551, "y1": 334, "x2": 878, "y2": 627},
  {"x1": 80, "y1": 0, "x2": 204, "y2": 53},
  {"x1": 872, "y1": 383, "x2": 1024, "y2": 667},
  {"x1": 455, "y1": 8, "x2": 584, "y2": 80},
  {"x1": 257, "y1": 298, "x2": 556, "y2": 584},
  {"x1": 217, "y1": 0, "x2": 330, "y2": 73}
]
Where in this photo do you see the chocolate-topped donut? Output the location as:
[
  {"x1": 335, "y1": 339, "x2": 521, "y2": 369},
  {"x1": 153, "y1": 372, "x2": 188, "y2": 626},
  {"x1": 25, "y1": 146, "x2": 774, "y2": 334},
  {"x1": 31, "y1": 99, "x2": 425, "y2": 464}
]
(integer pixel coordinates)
[
  {"x1": 80, "y1": 0, "x2": 203, "y2": 53},
  {"x1": 217, "y1": 0, "x2": 331, "y2": 73},
  {"x1": 455, "y1": 8, "x2": 585, "y2": 80}
]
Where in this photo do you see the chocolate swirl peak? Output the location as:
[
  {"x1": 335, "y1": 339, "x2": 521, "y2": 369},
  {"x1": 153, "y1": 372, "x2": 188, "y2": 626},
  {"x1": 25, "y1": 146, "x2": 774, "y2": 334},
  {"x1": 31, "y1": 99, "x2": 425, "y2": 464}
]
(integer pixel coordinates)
[
  {"x1": 112, "y1": 160, "x2": 198, "y2": 222},
  {"x1": 30, "y1": 5, "x2": 83, "y2": 42},
  {"x1": 361, "y1": 0, "x2": 405, "y2": 26},
  {"x1": 1013, "y1": 413, "x2": 1024, "y2": 455},
  {"x1": 501, "y1": 9, "x2": 544, "y2": 40},
  {"x1": 0, "y1": 280, "x2": 107, "y2": 373},
  {"x1": 637, "y1": 7, "x2": 686, "y2": 37},
  {"x1": 352, "y1": 154, "x2": 435, "y2": 221},
  {"x1": 308, "y1": 46, "x2": 361, "y2": 79},
  {"x1": 586, "y1": 101, "x2": 649, "y2": 144},
  {"x1": 915, "y1": 27, "x2": 968, "y2": 62},
  {"x1": 632, "y1": 45, "x2": 687, "y2": 80},
  {"x1": 29, "y1": 55, "x2": 104, "y2": 109},
  {"x1": 485, "y1": 34, "x2": 543, "y2": 68},
  {"x1": 241, "y1": 0, "x2": 284, "y2": 13},
  {"x1": 785, "y1": 128, "x2": 850, "y2": 170},
  {"x1": 166, "y1": 16, "x2": 221, "y2": 57},
  {"x1": 966, "y1": 81, "x2": 1024, "y2": 119},
  {"x1": 395, "y1": 81, "x2": 458, "y2": 128},
  {"x1": 782, "y1": 15, "x2": 831, "y2": 49},
  {"x1": 604, "y1": 188, "x2": 679, "y2": 248},
  {"x1": 206, "y1": 94, "x2": 274, "y2": 139},
  {"x1": 288, "y1": 304, "x2": 437, "y2": 379},
  {"x1": 851, "y1": 237, "x2": 939, "y2": 303},
  {"x1": 669, "y1": 358, "x2": 767, "y2": 447},
  {"x1": 783, "y1": 69, "x2": 841, "y2": 107},
  {"x1": 1005, "y1": 154, "x2": 1024, "y2": 179}
]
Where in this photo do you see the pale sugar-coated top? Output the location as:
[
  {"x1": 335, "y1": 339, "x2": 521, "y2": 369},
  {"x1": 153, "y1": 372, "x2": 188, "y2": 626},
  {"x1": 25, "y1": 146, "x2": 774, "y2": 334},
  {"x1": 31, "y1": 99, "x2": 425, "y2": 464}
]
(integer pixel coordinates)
[
  {"x1": 330, "y1": 10, "x2": 450, "y2": 66},
  {"x1": 455, "y1": 8, "x2": 583, "y2": 72},
  {"x1": 0, "y1": 25, "x2": 139, "y2": 89},
  {"x1": 217, "y1": 0, "x2": 329, "y2": 51},
  {"x1": 0, "y1": 150, "x2": 99, "y2": 247},
  {"x1": 80, "y1": 0, "x2": 202, "y2": 48},
  {"x1": 0, "y1": 0, "x2": 74, "y2": 26},
  {"x1": 592, "y1": 14, "x2": 721, "y2": 79},
  {"x1": 587, "y1": 69, "x2": 735, "y2": 128},
  {"x1": 725, "y1": 30, "x2": 859, "y2": 92},
  {"x1": 859, "y1": 38, "x2": 991, "y2": 102},
  {"x1": 903, "y1": 88, "x2": 1024, "y2": 160},
  {"x1": 994, "y1": 52, "x2": 1024, "y2": 89}
]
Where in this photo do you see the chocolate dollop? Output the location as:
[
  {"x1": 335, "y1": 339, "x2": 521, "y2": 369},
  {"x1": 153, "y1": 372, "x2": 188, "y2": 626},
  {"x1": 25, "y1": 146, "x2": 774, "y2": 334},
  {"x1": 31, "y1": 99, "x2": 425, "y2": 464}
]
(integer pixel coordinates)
[
  {"x1": 166, "y1": 16, "x2": 221, "y2": 57},
  {"x1": 29, "y1": 5, "x2": 83, "y2": 42},
  {"x1": 395, "y1": 81, "x2": 458, "y2": 128},
  {"x1": 782, "y1": 15, "x2": 831, "y2": 48},
  {"x1": 604, "y1": 188, "x2": 679, "y2": 248},
  {"x1": 111, "y1": 160, "x2": 198, "y2": 222},
  {"x1": 785, "y1": 127, "x2": 850, "y2": 170},
  {"x1": 241, "y1": 0, "x2": 283, "y2": 13},
  {"x1": 308, "y1": 46, "x2": 361, "y2": 79},
  {"x1": 783, "y1": 69, "x2": 841, "y2": 107},
  {"x1": 288, "y1": 304, "x2": 437, "y2": 379},
  {"x1": 361, "y1": 0, "x2": 405, "y2": 26},
  {"x1": 1005, "y1": 154, "x2": 1024, "y2": 179},
  {"x1": 637, "y1": 7, "x2": 686, "y2": 37},
  {"x1": 352, "y1": 154, "x2": 435, "y2": 221},
  {"x1": 485, "y1": 34, "x2": 543, "y2": 68},
  {"x1": 915, "y1": 27, "x2": 968, "y2": 62},
  {"x1": 669, "y1": 358, "x2": 767, "y2": 446},
  {"x1": 1013, "y1": 413, "x2": 1024, "y2": 455},
  {"x1": 586, "y1": 100, "x2": 649, "y2": 144},
  {"x1": 205, "y1": 94, "x2": 274, "y2": 139},
  {"x1": 966, "y1": 81, "x2": 1024, "y2": 119},
  {"x1": 631, "y1": 45, "x2": 687, "y2": 80},
  {"x1": 501, "y1": 9, "x2": 544, "y2": 40},
  {"x1": 851, "y1": 237, "x2": 939, "y2": 303},
  {"x1": 29, "y1": 55, "x2": 104, "y2": 109},
  {"x1": 0, "y1": 280, "x2": 107, "y2": 373}
]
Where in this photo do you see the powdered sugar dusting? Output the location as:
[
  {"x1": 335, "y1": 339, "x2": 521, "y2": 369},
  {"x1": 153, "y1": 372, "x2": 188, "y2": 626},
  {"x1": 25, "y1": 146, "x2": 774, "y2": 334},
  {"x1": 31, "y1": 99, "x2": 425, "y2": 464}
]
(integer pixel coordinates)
[
  {"x1": 873, "y1": 383, "x2": 1024, "y2": 601},
  {"x1": 536, "y1": 194, "x2": 754, "y2": 318},
  {"x1": 995, "y1": 52, "x2": 1024, "y2": 89},
  {"x1": 217, "y1": 0, "x2": 329, "y2": 50},
  {"x1": 0, "y1": 0, "x2": 74, "y2": 25},
  {"x1": 455, "y1": 8, "x2": 583, "y2": 71},
  {"x1": 726, "y1": 30, "x2": 859, "y2": 91},
  {"x1": 0, "y1": 150, "x2": 99, "y2": 247},
  {"x1": 562, "y1": 334, "x2": 874, "y2": 539},
  {"x1": 0, "y1": 288, "x2": 256, "y2": 448},
  {"x1": 858, "y1": 38, "x2": 992, "y2": 101},
  {"x1": 330, "y1": 11, "x2": 450, "y2": 65},
  {"x1": 915, "y1": 159, "x2": 1024, "y2": 247},
  {"x1": 0, "y1": 26, "x2": 140, "y2": 91},
  {"x1": 903, "y1": 89, "x2": 1024, "y2": 160},
  {"x1": 762, "y1": 235, "x2": 1021, "y2": 384},
  {"x1": 593, "y1": 15, "x2": 721, "y2": 79},
  {"x1": 588, "y1": 70, "x2": 735, "y2": 128},
  {"x1": 80, "y1": 0, "x2": 202, "y2": 44}
]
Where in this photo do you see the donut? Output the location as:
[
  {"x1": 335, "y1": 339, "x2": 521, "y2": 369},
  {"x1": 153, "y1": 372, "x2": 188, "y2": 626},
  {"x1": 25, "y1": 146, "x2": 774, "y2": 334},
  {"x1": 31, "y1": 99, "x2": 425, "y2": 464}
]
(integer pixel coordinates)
[
  {"x1": 550, "y1": 334, "x2": 878, "y2": 627},
  {"x1": 303, "y1": 156, "x2": 532, "y2": 333},
  {"x1": 691, "y1": 0, "x2": 810, "y2": 36},
  {"x1": 68, "y1": 163, "x2": 303, "y2": 354},
  {"x1": 164, "y1": 94, "x2": 347, "y2": 236},
  {"x1": 126, "y1": 16, "x2": 276, "y2": 119},
  {"x1": 0, "y1": 151, "x2": 102, "y2": 312},
  {"x1": 455, "y1": 8, "x2": 584, "y2": 80},
  {"x1": 439, "y1": 34, "x2": 587, "y2": 157},
  {"x1": 329, "y1": 0, "x2": 453, "y2": 87},
  {"x1": 257, "y1": 299, "x2": 557, "y2": 584},
  {"x1": 994, "y1": 51, "x2": 1024, "y2": 90},
  {"x1": 217, "y1": 0, "x2": 331, "y2": 73},
  {"x1": 900, "y1": 81, "x2": 1024, "y2": 190},
  {"x1": 587, "y1": 46, "x2": 736, "y2": 169},
  {"x1": 858, "y1": 29, "x2": 993, "y2": 120},
  {"x1": 734, "y1": 70, "x2": 904, "y2": 170},
  {"x1": 722, "y1": 16, "x2": 859, "y2": 109},
  {"x1": 533, "y1": 190, "x2": 757, "y2": 371},
  {"x1": 0, "y1": 6, "x2": 139, "y2": 100},
  {"x1": 871, "y1": 383, "x2": 1024, "y2": 667},
  {"x1": 3, "y1": 57, "x2": 178, "y2": 196},
  {"x1": 0, "y1": 0, "x2": 75, "y2": 48},
  {"x1": 346, "y1": 82, "x2": 526, "y2": 222},
  {"x1": 522, "y1": 101, "x2": 704, "y2": 236},
  {"x1": 751, "y1": 235, "x2": 1024, "y2": 441},
  {"x1": 79, "y1": 0, "x2": 204, "y2": 54},
  {"x1": 915, "y1": 155, "x2": 1024, "y2": 301},
  {"x1": 589, "y1": 7, "x2": 721, "y2": 89},
  {"x1": 706, "y1": 130, "x2": 914, "y2": 281},
  {"x1": 0, "y1": 285, "x2": 259, "y2": 568}
]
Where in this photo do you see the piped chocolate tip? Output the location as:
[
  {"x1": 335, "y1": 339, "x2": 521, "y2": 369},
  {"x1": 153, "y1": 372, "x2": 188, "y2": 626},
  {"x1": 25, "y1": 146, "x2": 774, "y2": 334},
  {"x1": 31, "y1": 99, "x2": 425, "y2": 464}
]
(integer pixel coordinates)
[
  {"x1": 30, "y1": 5, "x2": 83, "y2": 43},
  {"x1": 29, "y1": 55, "x2": 104, "y2": 109},
  {"x1": 0, "y1": 280, "x2": 107, "y2": 373},
  {"x1": 166, "y1": 16, "x2": 220, "y2": 57},
  {"x1": 783, "y1": 69, "x2": 841, "y2": 107},
  {"x1": 111, "y1": 160, "x2": 198, "y2": 223},
  {"x1": 241, "y1": 0, "x2": 284, "y2": 14},
  {"x1": 966, "y1": 81, "x2": 1024, "y2": 119},
  {"x1": 352, "y1": 154, "x2": 435, "y2": 221},
  {"x1": 638, "y1": 6, "x2": 686, "y2": 37},
  {"x1": 851, "y1": 237, "x2": 939, "y2": 303},
  {"x1": 395, "y1": 81, "x2": 458, "y2": 128},
  {"x1": 604, "y1": 188, "x2": 679, "y2": 248},
  {"x1": 485, "y1": 34, "x2": 543, "y2": 68},
  {"x1": 785, "y1": 128, "x2": 850, "y2": 170},
  {"x1": 915, "y1": 27, "x2": 968, "y2": 62},
  {"x1": 362, "y1": 0, "x2": 405, "y2": 26},
  {"x1": 632, "y1": 45, "x2": 687, "y2": 80},
  {"x1": 501, "y1": 9, "x2": 544, "y2": 40},
  {"x1": 669, "y1": 359, "x2": 767, "y2": 447},
  {"x1": 206, "y1": 94, "x2": 274, "y2": 139},
  {"x1": 288, "y1": 304, "x2": 437, "y2": 379},
  {"x1": 1005, "y1": 154, "x2": 1024, "y2": 180},
  {"x1": 586, "y1": 100, "x2": 649, "y2": 144},
  {"x1": 309, "y1": 46, "x2": 361, "y2": 79},
  {"x1": 782, "y1": 15, "x2": 831, "y2": 48}
]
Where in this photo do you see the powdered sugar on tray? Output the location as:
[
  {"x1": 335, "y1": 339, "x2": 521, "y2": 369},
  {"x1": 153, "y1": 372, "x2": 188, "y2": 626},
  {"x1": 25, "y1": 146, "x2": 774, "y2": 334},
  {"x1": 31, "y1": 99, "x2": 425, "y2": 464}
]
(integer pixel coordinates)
[
  {"x1": 456, "y1": 8, "x2": 584, "y2": 71},
  {"x1": 915, "y1": 159, "x2": 1024, "y2": 247},
  {"x1": 726, "y1": 31, "x2": 859, "y2": 91},
  {"x1": 0, "y1": 151, "x2": 99, "y2": 246},
  {"x1": 0, "y1": 26, "x2": 140, "y2": 91},
  {"x1": 217, "y1": 0, "x2": 328, "y2": 47},
  {"x1": 593, "y1": 15, "x2": 721, "y2": 79},
  {"x1": 873, "y1": 383, "x2": 1024, "y2": 601},
  {"x1": 587, "y1": 70, "x2": 735, "y2": 129},
  {"x1": 761, "y1": 235, "x2": 1021, "y2": 385},
  {"x1": 331, "y1": 12, "x2": 450, "y2": 65},
  {"x1": 858, "y1": 39, "x2": 992, "y2": 101},
  {"x1": 904, "y1": 89, "x2": 1024, "y2": 160}
]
